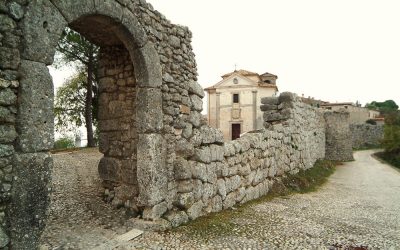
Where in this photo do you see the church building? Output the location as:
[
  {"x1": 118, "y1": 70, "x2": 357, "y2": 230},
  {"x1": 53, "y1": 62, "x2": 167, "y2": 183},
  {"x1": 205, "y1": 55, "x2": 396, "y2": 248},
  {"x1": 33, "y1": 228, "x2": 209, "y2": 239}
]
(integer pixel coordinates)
[{"x1": 205, "y1": 69, "x2": 279, "y2": 141}]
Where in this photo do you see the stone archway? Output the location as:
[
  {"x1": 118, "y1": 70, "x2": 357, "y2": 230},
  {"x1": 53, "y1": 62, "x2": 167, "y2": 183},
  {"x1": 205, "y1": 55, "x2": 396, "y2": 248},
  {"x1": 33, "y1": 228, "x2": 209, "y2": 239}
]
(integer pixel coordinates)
[{"x1": 7, "y1": 0, "x2": 166, "y2": 248}]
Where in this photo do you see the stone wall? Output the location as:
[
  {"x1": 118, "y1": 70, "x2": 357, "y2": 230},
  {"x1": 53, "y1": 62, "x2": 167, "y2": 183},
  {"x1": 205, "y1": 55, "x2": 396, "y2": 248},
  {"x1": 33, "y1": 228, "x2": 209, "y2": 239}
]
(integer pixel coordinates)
[
  {"x1": 350, "y1": 124, "x2": 384, "y2": 149},
  {"x1": 324, "y1": 111, "x2": 354, "y2": 162},
  {"x1": 97, "y1": 46, "x2": 139, "y2": 207},
  {"x1": 0, "y1": 0, "x2": 354, "y2": 248},
  {"x1": 157, "y1": 92, "x2": 326, "y2": 225}
]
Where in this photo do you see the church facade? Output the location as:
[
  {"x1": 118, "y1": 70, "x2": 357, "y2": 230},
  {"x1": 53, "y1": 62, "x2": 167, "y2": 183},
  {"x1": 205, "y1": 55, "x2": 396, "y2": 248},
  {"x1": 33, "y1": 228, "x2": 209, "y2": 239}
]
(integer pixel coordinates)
[{"x1": 205, "y1": 70, "x2": 279, "y2": 140}]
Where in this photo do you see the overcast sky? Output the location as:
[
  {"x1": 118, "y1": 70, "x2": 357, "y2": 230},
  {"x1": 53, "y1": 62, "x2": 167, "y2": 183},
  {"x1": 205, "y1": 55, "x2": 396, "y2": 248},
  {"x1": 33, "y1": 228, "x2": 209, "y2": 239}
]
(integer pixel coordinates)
[
  {"x1": 51, "y1": 0, "x2": 400, "y2": 107},
  {"x1": 148, "y1": 0, "x2": 399, "y2": 106}
]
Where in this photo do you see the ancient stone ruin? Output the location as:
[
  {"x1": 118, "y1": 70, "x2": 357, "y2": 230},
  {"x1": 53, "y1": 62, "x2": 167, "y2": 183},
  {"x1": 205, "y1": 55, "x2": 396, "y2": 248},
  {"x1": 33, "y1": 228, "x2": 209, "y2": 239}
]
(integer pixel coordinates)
[{"x1": 0, "y1": 0, "x2": 356, "y2": 249}]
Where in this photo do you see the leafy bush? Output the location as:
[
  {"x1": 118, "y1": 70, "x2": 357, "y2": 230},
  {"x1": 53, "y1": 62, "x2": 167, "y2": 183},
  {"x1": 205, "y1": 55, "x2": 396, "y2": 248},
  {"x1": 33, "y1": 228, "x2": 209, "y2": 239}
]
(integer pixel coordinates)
[
  {"x1": 54, "y1": 137, "x2": 75, "y2": 149},
  {"x1": 382, "y1": 111, "x2": 400, "y2": 154}
]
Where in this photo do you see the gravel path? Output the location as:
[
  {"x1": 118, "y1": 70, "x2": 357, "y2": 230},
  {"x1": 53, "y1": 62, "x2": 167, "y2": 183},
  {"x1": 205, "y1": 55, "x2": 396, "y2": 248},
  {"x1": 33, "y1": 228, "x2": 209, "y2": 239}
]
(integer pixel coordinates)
[{"x1": 41, "y1": 149, "x2": 400, "y2": 249}]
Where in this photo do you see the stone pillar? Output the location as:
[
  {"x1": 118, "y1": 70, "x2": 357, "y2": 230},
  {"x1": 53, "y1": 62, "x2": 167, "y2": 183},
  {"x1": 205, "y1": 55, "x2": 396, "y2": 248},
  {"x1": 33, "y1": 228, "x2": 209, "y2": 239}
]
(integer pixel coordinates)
[
  {"x1": 324, "y1": 111, "x2": 354, "y2": 161},
  {"x1": 97, "y1": 45, "x2": 139, "y2": 207},
  {"x1": 252, "y1": 90, "x2": 257, "y2": 130},
  {"x1": 216, "y1": 92, "x2": 221, "y2": 129}
]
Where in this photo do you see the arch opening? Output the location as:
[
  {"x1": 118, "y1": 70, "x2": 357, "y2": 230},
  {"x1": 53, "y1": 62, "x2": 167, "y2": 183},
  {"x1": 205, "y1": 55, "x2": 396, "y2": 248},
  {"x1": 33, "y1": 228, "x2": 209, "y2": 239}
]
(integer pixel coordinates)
[{"x1": 10, "y1": 3, "x2": 165, "y2": 247}]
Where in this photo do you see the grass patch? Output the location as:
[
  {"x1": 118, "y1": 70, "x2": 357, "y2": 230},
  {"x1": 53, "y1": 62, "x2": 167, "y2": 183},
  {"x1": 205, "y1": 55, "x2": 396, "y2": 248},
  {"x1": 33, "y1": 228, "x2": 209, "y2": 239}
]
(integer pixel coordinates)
[
  {"x1": 353, "y1": 145, "x2": 382, "y2": 151},
  {"x1": 283, "y1": 159, "x2": 339, "y2": 193},
  {"x1": 375, "y1": 151, "x2": 400, "y2": 169},
  {"x1": 173, "y1": 159, "x2": 339, "y2": 238}
]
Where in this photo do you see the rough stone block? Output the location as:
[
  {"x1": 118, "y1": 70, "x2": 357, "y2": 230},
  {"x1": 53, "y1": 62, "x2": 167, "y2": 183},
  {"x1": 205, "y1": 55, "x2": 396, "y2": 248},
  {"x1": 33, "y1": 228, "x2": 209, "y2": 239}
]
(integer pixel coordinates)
[
  {"x1": 217, "y1": 179, "x2": 226, "y2": 200},
  {"x1": 278, "y1": 92, "x2": 296, "y2": 103},
  {"x1": 8, "y1": 153, "x2": 52, "y2": 250},
  {"x1": 175, "y1": 192, "x2": 194, "y2": 209},
  {"x1": 22, "y1": 0, "x2": 67, "y2": 65},
  {"x1": 98, "y1": 157, "x2": 121, "y2": 183},
  {"x1": 164, "y1": 211, "x2": 189, "y2": 228},
  {"x1": 210, "y1": 144, "x2": 224, "y2": 162},
  {"x1": 177, "y1": 180, "x2": 193, "y2": 193},
  {"x1": 51, "y1": 0, "x2": 96, "y2": 23},
  {"x1": 0, "y1": 47, "x2": 20, "y2": 70},
  {"x1": 223, "y1": 192, "x2": 236, "y2": 209},
  {"x1": 0, "y1": 125, "x2": 17, "y2": 143},
  {"x1": 17, "y1": 60, "x2": 54, "y2": 152},
  {"x1": 137, "y1": 134, "x2": 168, "y2": 207},
  {"x1": 174, "y1": 157, "x2": 192, "y2": 180},
  {"x1": 260, "y1": 104, "x2": 278, "y2": 111},
  {"x1": 143, "y1": 201, "x2": 168, "y2": 220},
  {"x1": 132, "y1": 42, "x2": 162, "y2": 88},
  {"x1": 187, "y1": 200, "x2": 204, "y2": 220},
  {"x1": 0, "y1": 88, "x2": 16, "y2": 106},
  {"x1": 194, "y1": 147, "x2": 211, "y2": 164},
  {"x1": 137, "y1": 88, "x2": 163, "y2": 133},
  {"x1": 0, "y1": 144, "x2": 14, "y2": 158},
  {"x1": 8, "y1": 2, "x2": 24, "y2": 20},
  {"x1": 0, "y1": 14, "x2": 16, "y2": 32},
  {"x1": 188, "y1": 81, "x2": 205, "y2": 98},
  {"x1": 261, "y1": 96, "x2": 279, "y2": 105},
  {"x1": 192, "y1": 162, "x2": 207, "y2": 182},
  {"x1": 190, "y1": 94, "x2": 203, "y2": 112}
]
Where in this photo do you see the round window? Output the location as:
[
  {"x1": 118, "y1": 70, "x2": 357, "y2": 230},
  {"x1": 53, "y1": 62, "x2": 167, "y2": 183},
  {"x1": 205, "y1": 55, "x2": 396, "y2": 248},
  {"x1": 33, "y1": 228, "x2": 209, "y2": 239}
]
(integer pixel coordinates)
[{"x1": 233, "y1": 78, "x2": 238, "y2": 84}]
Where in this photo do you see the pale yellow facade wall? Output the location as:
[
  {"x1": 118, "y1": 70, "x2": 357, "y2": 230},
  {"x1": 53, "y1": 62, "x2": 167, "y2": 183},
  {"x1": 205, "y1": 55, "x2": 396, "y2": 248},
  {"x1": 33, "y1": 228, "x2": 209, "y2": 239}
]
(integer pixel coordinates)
[
  {"x1": 207, "y1": 73, "x2": 278, "y2": 140},
  {"x1": 323, "y1": 105, "x2": 370, "y2": 124}
]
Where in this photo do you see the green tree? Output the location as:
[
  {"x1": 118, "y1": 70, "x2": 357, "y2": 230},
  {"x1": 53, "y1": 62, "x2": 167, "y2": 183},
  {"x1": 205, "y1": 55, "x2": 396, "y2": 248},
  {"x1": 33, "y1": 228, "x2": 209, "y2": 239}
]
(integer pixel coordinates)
[
  {"x1": 54, "y1": 72, "x2": 90, "y2": 133},
  {"x1": 365, "y1": 100, "x2": 399, "y2": 114},
  {"x1": 56, "y1": 28, "x2": 99, "y2": 147},
  {"x1": 382, "y1": 111, "x2": 400, "y2": 154}
]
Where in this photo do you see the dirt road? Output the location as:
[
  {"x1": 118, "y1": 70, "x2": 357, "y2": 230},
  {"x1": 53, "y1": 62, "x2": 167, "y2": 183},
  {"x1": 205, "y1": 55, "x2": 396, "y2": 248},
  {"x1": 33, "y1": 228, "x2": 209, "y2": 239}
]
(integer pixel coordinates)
[{"x1": 41, "y1": 149, "x2": 400, "y2": 249}]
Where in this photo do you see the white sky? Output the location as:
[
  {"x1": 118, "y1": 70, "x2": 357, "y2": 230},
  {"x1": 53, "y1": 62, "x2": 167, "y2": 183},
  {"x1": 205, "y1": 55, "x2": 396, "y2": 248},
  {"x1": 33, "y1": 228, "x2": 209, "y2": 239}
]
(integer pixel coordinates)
[
  {"x1": 148, "y1": 0, "x2": 400, "y2": 106},
  {"x1": 50, "y1": 0, "x2": 400, "y2": 108}
]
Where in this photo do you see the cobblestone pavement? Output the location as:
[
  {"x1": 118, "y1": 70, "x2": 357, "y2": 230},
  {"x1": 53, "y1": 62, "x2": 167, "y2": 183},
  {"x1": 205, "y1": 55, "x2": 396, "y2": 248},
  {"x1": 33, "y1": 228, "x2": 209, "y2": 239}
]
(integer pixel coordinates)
[{"x1": 41, "y1": 149, "x2": 400, "y2": 249}]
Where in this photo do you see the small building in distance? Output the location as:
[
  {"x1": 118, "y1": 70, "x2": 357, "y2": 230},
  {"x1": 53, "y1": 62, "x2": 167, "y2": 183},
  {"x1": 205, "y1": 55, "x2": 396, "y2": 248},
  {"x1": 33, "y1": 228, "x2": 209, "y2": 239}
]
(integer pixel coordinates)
[
  {"x1": 205, "y1": 69, "x2": 279, "y2": 141},
  {"x1": 321, "y1": 102, "x2": 381, "y2": 124}
]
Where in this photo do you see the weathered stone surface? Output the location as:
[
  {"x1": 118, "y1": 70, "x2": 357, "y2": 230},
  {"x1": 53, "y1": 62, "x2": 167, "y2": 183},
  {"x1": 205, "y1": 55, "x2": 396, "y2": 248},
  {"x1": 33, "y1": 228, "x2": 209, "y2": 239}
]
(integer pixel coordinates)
[
  {"x1": 98, "y1": 157, "x2": 121, "y2": 183},
  {"x1": 260, "y1": 104, "x2": 278, "y2": 111},
  {"x1": 190, "y1": 94, "x2": 203, "y2": 112},
  {"x1": 0, "y1": 226, "x2": 9, "y2": 248},
  {"x1": 261, "y1": 96, "x2": 279, "y2": 105},
  {"x1": 8, "y1": 2, "x2": 24, "y2": 20},
  {"x1": 187, "y1": 200, "x2": 204, "y2": 220},
  {"x1": 0, "y1": 144, "x2": 14, "y2": 158},
  {"x1": 0, "y1": 47, "x2": 20, "y2": 70},
  {"x1": 137, "y1": 134, "x2": 167, "y2": 207},
  {"x1": 137, "y1": 88, "x2": 163, "y2": 133},
  {"x1": 0, "y1": 125, "x2": 17, "y2": 143},
  {"x1": 194, "y1": 147, "x2": 211, "y2": 164},
  {"x1": 133, "y1": 42, "x2": 162, "y2": 88},
  {"x1": 8, "y1": 153, "x2": 52, "y2": 250},
  {"x1": 169, "y1": 35, "x2": 181, "y2": 48},
  {"x1": 175, "y1": 192, "x2": 194, "y2": 209},
  {"x1": 217, "y1": 179, "x2": 227, "y2": 200},
  {"x1": 21, "y1": 0, "x2": 67, "y2": 64},
  {"x1": 51, "y1": 0, "x2": 96, "y2": 23},
  {"x1": 164, "y1": 211, "x2": 189, "y2": 228},
  {"x1": 17, "y1": 60, "x2": 54, "y2": 152},
  {"x1": 174, "y1": 158, "x2": 192, "y2": 180},
  {"x1": 350, "y1": 124, "x2": 384, "y2": 149},
  {"x1": 278, "y1": 92, "x2": 295, "y2": 103},
  {"x1": 143, "y1": 201, "x2": 168, "y2": 220},
  {"x1": 177, "y1": 180, "x2": 193, "y2": 193},
  {"x1": 0, "y1": 88, "x2": 16, "y2": 105},
  {"x1": 0, "y1": 14, "x2": 16, "y2": 31},
  {"x1": 188, "y1": 81, "x2": 205, "y2": 98},
  {"x1": 324, "y1": 111, "x2": 354, "y2": 162}
]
